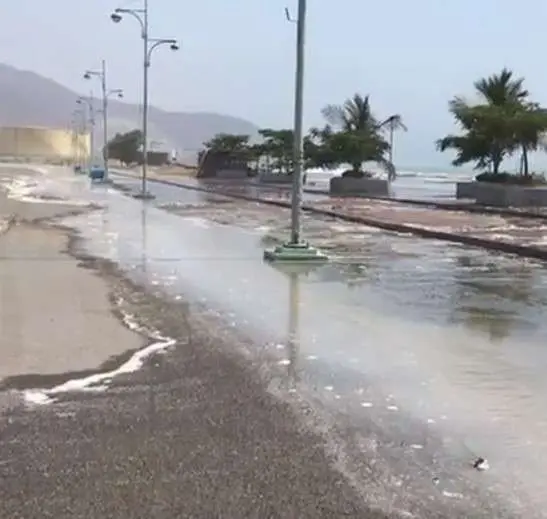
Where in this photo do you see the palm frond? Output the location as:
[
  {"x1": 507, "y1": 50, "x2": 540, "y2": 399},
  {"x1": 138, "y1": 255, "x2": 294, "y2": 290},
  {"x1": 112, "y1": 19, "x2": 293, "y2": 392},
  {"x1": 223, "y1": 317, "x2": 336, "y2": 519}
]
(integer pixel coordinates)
[
  {"x1": 474, "y1": 68, "x2": 528, "y2": 106},
  {"x1": 321, "y1": 104, "x2": 347, "y2": 128},
  {"x1": 377, "y1": 158, "x2": 397, "y2": 181},
  {"x1": 378, "y1": 114, "x2": 407, "y2": 131}
]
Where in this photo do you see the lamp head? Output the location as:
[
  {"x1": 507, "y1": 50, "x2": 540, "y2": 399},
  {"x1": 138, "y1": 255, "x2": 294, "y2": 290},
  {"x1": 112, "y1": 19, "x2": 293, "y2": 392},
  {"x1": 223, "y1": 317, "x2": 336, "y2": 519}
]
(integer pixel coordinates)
[
  {"x1": 170, "y1": 42, "x2": 179, "y2": 51},
  {"x1": 83, "y1": 72, "x2": 91, "y2": 80},
  {"x1": 110, "y1": 12, "x2": 122, "y2": 23}
]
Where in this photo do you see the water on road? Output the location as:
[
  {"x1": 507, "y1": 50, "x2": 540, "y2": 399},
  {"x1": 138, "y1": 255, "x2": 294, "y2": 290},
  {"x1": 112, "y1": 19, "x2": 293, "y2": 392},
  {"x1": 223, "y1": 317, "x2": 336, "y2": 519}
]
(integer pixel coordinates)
[{"x1": 6, "y1": 167, "x2": 547, "y2": 516}]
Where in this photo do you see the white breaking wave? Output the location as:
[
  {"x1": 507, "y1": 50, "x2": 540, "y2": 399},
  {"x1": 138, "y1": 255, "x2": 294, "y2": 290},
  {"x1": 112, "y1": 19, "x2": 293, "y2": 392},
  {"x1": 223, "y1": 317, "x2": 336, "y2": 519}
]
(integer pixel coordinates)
[
  {"x1": 0, "y1": 171, "x2": 90, "y2": 206},
  {"x1": 23, "y1": 303, "x2": 176, "y2": 405}
]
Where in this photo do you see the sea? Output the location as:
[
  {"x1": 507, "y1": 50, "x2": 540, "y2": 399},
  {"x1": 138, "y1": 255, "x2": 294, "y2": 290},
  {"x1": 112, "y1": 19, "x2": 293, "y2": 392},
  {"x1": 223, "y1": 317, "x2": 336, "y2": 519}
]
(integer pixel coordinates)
[{"x1": 304, "y1": 166, "x2": 474, "y2": 201}]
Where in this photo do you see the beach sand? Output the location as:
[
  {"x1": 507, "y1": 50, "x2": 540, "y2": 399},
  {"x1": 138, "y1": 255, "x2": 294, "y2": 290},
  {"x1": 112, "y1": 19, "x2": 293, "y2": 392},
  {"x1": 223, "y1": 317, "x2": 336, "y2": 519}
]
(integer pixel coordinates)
[{"x1": 0, "y1": 178, "x2": 143, "y2": 386}]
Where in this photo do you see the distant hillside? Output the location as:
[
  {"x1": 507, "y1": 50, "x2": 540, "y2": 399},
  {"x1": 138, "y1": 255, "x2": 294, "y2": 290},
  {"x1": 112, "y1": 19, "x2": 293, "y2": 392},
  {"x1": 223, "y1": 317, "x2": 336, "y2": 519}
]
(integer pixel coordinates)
[{"x1": 0, "y1": 63, "x2": 258, "y2": 162}]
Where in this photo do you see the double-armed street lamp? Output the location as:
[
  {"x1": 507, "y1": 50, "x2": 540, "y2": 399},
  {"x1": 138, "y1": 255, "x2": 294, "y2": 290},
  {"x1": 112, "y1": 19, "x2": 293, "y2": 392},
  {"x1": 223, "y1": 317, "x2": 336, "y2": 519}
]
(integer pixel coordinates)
[
  {"x1": 83, "y1": 60, "x2": 123, "y2": 180},
  {"x1": 70, "y1": 107, "x2": 86, "y2": 167},
  {"x1": 110, "y1": 0, "x2": 179, "y2": 199},
  {"x1": 76, "y1": 94, "x2": 96, "y2": 170}
]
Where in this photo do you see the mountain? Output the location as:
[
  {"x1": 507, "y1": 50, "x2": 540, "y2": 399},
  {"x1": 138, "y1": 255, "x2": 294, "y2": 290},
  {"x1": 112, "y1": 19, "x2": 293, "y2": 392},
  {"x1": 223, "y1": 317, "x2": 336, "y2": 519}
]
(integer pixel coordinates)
[{"x1": 0, "y1": 63, "x2": 258, "y2": 162}]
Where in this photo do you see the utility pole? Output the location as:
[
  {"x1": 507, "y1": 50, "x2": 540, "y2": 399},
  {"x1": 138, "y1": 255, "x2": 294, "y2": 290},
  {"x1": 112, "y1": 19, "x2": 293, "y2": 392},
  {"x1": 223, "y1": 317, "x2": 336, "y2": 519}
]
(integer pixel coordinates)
[{"x1": 263, "y1": 1, "x2": 327, "y2": 263}]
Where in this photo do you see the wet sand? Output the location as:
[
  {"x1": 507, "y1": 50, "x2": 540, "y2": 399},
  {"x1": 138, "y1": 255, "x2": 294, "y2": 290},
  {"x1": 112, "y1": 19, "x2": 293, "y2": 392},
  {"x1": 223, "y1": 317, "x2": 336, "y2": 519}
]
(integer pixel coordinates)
[{"x1": 0, "y1": 190, "x2": 143, "y2": 383}]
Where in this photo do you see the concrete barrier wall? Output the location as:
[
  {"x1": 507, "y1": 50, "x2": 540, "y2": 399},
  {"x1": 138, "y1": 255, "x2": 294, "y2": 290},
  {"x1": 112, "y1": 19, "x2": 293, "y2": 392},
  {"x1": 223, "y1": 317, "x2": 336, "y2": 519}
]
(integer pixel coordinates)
[
  {"x1": 257, "y1": 172, "x2": 293, "y2": 184},
  {"x1": 456, "y1": 181, "x2": 547, "y2": 207},
  {"x1": 215, "y1": 169, "x2": 249, "y2": 179},
  {"x1": 329, "y1": 177, "x2": 390, "y2": 197},
  {"x1": 456, "y1": 182, "x2": 478, "y2": 199},
  {"x1": 0, "y1": 126, "x2": 90, "y2": 160},
  {"x1": 475, "y1": 184, "x2": 547, "y2": 207}
]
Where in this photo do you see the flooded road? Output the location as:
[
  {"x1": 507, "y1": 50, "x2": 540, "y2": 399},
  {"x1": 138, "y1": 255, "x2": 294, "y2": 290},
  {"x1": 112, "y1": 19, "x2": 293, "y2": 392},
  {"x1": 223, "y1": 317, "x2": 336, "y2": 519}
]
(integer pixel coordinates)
[{"x1": 6, "y1": 167, "x2": 547, "y2": 516}]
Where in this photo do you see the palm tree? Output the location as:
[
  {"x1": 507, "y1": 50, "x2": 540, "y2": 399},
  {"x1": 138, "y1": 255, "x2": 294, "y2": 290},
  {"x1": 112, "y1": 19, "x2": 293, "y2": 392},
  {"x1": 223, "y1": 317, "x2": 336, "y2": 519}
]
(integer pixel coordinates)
[
  {"x1": 474, "y1": 68, "x2": 528, "y2": 106},
  {"x1": 378, "y1": 114, "x2": 407, "y2": 167},
  {"x1": 319, "y1": 94, "x2": 399, "y2": 179},
  {"x1": 437, "y1": 69, "x2": 534, "y2": 175},
  {"x1": 321, "y1": 94, "x2": 379, "y2": 132},
  {"x1": 511, "y1": 103, "x2": 547, "y2": 177}
]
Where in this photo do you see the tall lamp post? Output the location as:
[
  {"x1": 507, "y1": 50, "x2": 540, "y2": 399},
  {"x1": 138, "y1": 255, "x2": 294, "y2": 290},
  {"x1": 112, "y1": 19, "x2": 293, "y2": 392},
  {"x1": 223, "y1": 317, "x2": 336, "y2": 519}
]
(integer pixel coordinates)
[
  {"x1": 70, "y1": 108, "x2": 85, "y2": 167},
  {"x1": 111, "y1": 0, "x2": 179, "y2": 199},
  {"x1": 83, "y1": 60, "x2": 123, "y2": 180},
  {"x1": 76, "y1": 93, "x2": 95, "y2": 171},
  {"x1": 263, "y1": 0, "x2": 327, "y2": 263}
]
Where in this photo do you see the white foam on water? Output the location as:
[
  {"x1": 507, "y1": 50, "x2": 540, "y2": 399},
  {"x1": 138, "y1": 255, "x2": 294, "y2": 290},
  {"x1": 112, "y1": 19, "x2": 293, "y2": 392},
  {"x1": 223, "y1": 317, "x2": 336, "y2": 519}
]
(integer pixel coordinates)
[
  {"x1": 442, "y1": 490, "x2": 464, "y2": 499},
  {"x1": 1, "y1": 175, "x2": 89, "y2": 206},
  {"x1": 22, "y1": 308, "x2": 176, "y2": 406},
  {"x1": 184, "y1": 216, "x2": 210, "y2": 228}
]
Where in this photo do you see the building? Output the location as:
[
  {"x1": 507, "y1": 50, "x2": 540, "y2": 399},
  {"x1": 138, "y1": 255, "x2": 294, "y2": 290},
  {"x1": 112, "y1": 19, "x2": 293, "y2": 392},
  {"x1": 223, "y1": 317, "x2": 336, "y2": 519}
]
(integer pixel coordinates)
[{"x1": 0, "y1": 126, "x2": 90, "y2": 162}]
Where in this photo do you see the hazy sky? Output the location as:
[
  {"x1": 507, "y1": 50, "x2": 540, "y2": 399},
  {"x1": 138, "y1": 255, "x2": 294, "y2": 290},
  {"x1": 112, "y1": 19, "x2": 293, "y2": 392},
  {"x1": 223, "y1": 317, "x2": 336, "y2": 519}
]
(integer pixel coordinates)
[{"x1": 2, "y1": 0, "x2": 547, "y2": 168}]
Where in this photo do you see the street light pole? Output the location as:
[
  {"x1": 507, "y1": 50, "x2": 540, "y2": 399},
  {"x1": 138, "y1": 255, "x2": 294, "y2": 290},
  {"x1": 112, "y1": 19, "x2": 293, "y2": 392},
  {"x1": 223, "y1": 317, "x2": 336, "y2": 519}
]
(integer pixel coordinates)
[
  {"x1": 88, "y1": 92, "x2": 95, "y2": 169},
  {"x1": 101, "y1": 60, "x2": 109, "y2": 176},
  {"x1": 111, "y1": 1, "x2": 178, "y2": 199},
  {"x1": 77, "y1": 94, "x2": 95, "y2": 171},
  {"x1": 263, "y1": 0, "x2": 327, "y2": 263},
  {"x1": 290, "y1": 0, "x2": 307, "y2": 245},
  {"x1": 141, "y1": 0, "x2": 150, "y2": 198},
  {"x1": 84, "y1": 60, "x2": 123, "y2": 181}
]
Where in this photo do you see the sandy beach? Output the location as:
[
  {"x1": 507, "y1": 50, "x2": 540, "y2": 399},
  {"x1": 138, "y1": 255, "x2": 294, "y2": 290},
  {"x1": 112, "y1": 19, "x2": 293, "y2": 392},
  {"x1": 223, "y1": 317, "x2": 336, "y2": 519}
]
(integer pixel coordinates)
[{"x1": 0, "y1": 181, "x2": 143, "y2": 385}]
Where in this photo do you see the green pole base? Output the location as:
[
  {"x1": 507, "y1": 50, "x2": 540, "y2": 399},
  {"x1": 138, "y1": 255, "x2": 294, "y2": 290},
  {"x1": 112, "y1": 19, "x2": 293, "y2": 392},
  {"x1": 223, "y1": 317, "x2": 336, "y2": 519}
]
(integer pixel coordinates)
[{"x1": 263, "y1": 241, "x2": 328, "y2": 263}]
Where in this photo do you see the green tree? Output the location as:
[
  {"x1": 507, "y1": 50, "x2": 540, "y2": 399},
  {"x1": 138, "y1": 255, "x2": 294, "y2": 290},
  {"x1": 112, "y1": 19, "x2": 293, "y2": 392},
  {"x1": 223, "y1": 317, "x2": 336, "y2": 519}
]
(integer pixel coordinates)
[
  {"x1": 511, "y1": 103, "x2": 547, "y2": 177},
  {"x1": 380, "y1": 114, "x2": 407, "y2": 163},
  {"x1": 203, "y1": 133, "x2": 250, "y2": 154},
  {"x1": 436, "y1": 68, "x2": 547, "y2": 176},
  {"x1": 106, "y1": 129, "x2": 143, "y2": 166},
  {"x1": 312, "y1": 94, "x2": 396, "y2": 179},
  {"x1": 252, "y1": 128, "x2": 294, "y2": 174},
  {"x1": 437, "y1": 101, "x2": 514, "y2": 174},
  {"x1": 321, "y1": 93, "x2": 379, "y2": 132},
  {"x1": 198, "y1": 133, "x2": 252, "y2": 170}
]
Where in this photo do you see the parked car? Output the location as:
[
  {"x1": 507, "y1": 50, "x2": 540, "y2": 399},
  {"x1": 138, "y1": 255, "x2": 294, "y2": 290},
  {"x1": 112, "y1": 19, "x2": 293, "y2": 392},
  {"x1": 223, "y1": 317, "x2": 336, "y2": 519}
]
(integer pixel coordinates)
[{"x1": 89, "y1": 166, "x2": 105, "y2": 182}]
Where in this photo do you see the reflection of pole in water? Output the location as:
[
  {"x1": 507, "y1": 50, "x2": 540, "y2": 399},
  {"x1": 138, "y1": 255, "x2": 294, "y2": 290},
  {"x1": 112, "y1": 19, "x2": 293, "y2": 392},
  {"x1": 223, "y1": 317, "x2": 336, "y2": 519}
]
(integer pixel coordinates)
[
  {"x1": 140, "y1": 204, "x2": 156, "y2": 432},
  {"x1": 286, "y1": 271, "x2": 301, "y2": 388},
  {"x1": 140, "y1": 205, "x2": 148, "y2": 276}
]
